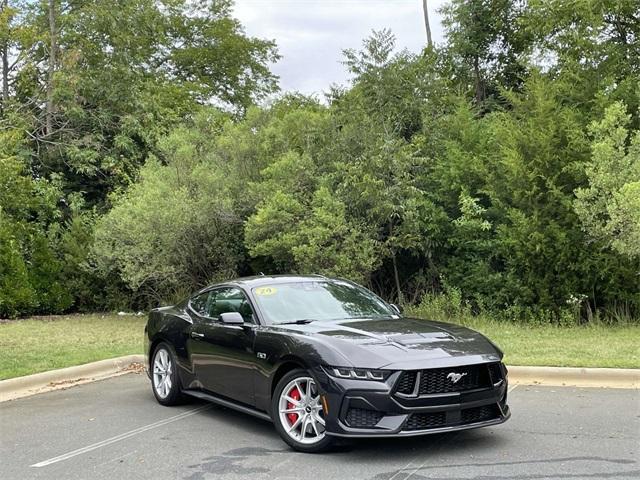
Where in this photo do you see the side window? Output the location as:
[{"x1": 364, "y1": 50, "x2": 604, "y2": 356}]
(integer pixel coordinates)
[
  {"x1": 208, "y1": 288, "x2": 255, "y2": 324},
  {"x1": 189, "y1": 291, "x2": 211, "y2": 316}
]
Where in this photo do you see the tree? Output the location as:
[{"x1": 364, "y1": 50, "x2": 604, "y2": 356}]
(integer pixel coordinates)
[
  {"x1": 525, "y1": 0, "x2": 640, "y2": 126},
  {"x1": 6, "y1": 0, "x2": 279, "y2": 208},
  {"x1": 92, "y1": 110, "x2": 244, "y2": 303},
  {"x1": 575, "y1": 102, "x2": 640, "y2": 259},
  {"x1": 2, "y1": 0, "x2": 639, "y2": 321},
  {"x1": 0, "y1": 0, "x2": 34, "y2": 112},
  {"x1": 336, "y1": 31, "x2": 444, "y2": 300},
  {"x1": 442, "y1": 0, "x2": 530, "y2": 104},
  {"x1": 0, "y1": 127, "x2": 72, "y2": 317}
]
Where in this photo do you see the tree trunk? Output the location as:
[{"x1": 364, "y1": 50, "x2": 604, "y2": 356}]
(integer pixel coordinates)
[
  {"x1": 1, "y1": 43, "x2": 7, "y2": 102},
  {"x1": 391, "y1": 250, "x2": 404, "y2": 305},
  {"x1": 46, "y1": 0, "x2": 56, "y2": 135},
  {"x1": 1, "y1": 0, "x2": 8, "y2": 110},
  {"x1": 422, "y1": 0, "x2": 432, "y2": 47},
  {"x1": 473, "y1": 55, "x2": 483, "y2": 103}
]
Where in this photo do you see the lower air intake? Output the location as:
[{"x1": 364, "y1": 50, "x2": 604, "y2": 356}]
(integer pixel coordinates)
[{"x1": 345, "y1": 408, "x2": 384, "y2": 428}]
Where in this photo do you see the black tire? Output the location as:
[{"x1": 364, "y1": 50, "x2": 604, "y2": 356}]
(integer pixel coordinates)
[
  {"x1": 150, "y1": 342, "x2": 185, "y2": 406},
  {"x1": 271, "y1": 368, "x2": 334, "y2": 453}
]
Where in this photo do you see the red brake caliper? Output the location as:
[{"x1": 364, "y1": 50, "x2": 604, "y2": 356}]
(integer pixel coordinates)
[{"x1": 286, "y1": 386, "x2": 301, "y2": 425}]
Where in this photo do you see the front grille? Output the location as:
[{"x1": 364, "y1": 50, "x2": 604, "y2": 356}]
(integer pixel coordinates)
[
  {"x1": 488, "y1": 363, "x2": 504, "y2": 384},
  {"x1": 461, "y1": 404, "x2": 501, "y2": 424},
  {"x1": 395, "y1": 371, "x2": 417, "y2": 394},
  {"x1": 404, "y1": 412, "x2": 447, "y2": 430},
  {"x1": 395, "y1": 363, "x2": 502, "y2": 396},
  {"x1": 345, "y1": 408, "x2": 383, "y2": 428}
]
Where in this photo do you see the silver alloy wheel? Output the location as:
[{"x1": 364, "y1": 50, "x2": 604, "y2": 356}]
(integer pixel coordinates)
[
  {"x1": 153, "y1": 349, "x2": 173, "y2": 399},
  {"x1": 278, "y1": 376, "x2": 326, "y2": 445}
]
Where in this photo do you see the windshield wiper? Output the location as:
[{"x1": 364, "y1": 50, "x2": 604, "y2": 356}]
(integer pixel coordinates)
[{"x1": 277, "y1": 319, "x2": 317, "y2": 325}]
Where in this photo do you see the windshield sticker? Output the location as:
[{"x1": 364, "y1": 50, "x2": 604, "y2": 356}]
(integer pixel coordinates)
[{"x1": 255, "y1": 286, "x2": 277, "y2": 296}]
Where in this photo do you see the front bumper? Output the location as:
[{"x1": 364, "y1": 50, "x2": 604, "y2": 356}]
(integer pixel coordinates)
[{"x1": 315, "y1": 363, "x2": 510, "y2": 438}]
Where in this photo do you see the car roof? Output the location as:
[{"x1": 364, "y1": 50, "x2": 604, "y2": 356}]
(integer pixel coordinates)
[
  {"x1": 191, "y1": 274, "x2": 349, "y2": 297},
  {"x1": 228, "y1": 274, "x2": 332, "y2": 288}
]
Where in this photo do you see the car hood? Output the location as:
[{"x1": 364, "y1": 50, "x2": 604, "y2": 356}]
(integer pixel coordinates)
[{"x1": 275, "y1": 317, "x2": 503, "y2": 369}]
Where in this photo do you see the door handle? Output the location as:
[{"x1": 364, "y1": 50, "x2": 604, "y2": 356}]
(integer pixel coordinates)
[{"x1": 190, "y1": 331, "x2": 205, "y2": 339}]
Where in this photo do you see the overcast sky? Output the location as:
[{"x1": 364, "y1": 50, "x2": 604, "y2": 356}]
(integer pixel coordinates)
[{"x1": 233, "y1": 0, "x2": 448, "y2": 96}]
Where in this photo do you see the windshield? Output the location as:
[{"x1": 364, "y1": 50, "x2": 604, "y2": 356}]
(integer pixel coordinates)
[{"x1": 251, "y1": 280, "x2": 394, "y2": 324}]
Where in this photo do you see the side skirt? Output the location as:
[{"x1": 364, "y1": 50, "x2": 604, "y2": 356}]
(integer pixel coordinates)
[{"x1": 182, "y1": 389, "x2": 272, "y2": 422}]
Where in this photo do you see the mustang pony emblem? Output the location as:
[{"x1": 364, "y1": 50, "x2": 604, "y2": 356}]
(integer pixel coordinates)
[{"x1": 447, "y1": 372, "x2": 468, "y2": 383}]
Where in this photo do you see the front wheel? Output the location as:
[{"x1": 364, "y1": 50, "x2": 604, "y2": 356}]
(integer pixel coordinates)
[
  {"x1": 272, "y1": 369, "x2": 334, "y2": 453},
  {"x1": 151, "y1": 343, "x2": 184, "y2": 406}
]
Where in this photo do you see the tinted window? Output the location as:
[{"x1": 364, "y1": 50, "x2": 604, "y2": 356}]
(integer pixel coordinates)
[
  {"x1": 251, "y1": 280, "x2": 393, "y2": 324},
  {"x1": 191, "y1": 287, "x2": 255, "y2": 323},
  {"x1": 189, "y1": 291, "x2": 210, "y2": 316}
]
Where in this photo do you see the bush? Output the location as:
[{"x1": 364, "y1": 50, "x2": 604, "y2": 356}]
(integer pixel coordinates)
[
  {"x1": 0, "y1": 217, "x2": 36, "y2": 317},
  {"x1": 92, "y1": 119, "x2": 244, "y2": 304}
]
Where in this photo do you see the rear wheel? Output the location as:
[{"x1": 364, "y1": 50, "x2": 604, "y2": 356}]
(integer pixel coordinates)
[
  {"x1": 151, "y1": 343, "x2": 184, "y2": 406},
  {"x1": 272, "y1": 369, "x2": 334, "y2": 453}
]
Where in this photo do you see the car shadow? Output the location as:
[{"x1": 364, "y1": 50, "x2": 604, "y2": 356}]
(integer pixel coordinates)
[
  {"x1": 180, "y1": 394, "x2": 507, "y2": 457},
  {"x1": 333, "y1": 428, "x2": 507, "y2": 455}
]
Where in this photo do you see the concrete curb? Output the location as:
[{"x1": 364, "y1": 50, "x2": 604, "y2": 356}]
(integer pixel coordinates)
[
  {"x1": 0, "y1": 357, "x2": 637, "y2": 402},
  {"x1": 508, "y1": 365, "x2": 639, "y2": 389},
  {"x1": 0, "y1": 354, "x2": 145, "y2": 403}
]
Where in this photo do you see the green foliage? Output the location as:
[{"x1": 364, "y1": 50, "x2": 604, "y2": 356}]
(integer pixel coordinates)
[
  {"x1": 1, "y1": 0, "x2": 279, "y2": 315},
  {"x1": 92, "y1": 113, "x2": 244, "y2": 303},
  {"x1": 575, "y1": 102, "x2": 640, "y2": 259},
  {"x1": 441, "y1": 0, "x2": 530, "y2": 102},
  {"x1": 483, "y1": 77, "x2": 590, "y2": 309},
  {"x1": 0, "y1": 215, "x2": 35, "y2": 317},
  {"x1": 5, "y1": 0, "x2": 279, "y2": 206},
  {"x1": 246, "y1": 186, "x2": 379, "y2": 282},
  {"x1": 1, "y1": 1, "x2": 638, "y2": 323},
  {"x1": 0, "y1": 130, "x2": 73, "y2": 317},
  {"x1": 525, "y1": 0, "x2": 640, "y2": 112}
]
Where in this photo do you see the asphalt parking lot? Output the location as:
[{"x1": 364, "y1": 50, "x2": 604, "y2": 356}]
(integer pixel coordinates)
[{"x1": 1, "y1": 373, "x2": 638, "y2": 480}]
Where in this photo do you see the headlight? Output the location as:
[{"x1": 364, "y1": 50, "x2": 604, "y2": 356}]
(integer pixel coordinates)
[{"x1": 326, "y1": 366, "x2": 390, "y2": 381}]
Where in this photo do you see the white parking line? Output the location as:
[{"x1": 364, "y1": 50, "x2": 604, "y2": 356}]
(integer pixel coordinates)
[
  {"x1": 30, "y1": 404, "x2": 211, "y2": 468},
  {"x1": 403, "y1": 459, "x2": 426, "y2": 480},
  {"x1": 388, "y1": 460, "x2": 414, "y2": 480},
  {"x1": 508, "y1": 384, "x2": 519, "y2": 393}
]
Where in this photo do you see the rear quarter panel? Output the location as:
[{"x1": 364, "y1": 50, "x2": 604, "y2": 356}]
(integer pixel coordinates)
[{"x1": 146, "y1": 306, "x2": 195, "y2": 387}]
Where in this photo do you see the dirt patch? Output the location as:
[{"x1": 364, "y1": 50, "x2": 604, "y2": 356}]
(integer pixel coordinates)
[
  {"x1": 121, "y1": 362, "x2": 146, "y2": 374},
  {"x1": 48, "y1": 377, "x2": 90, "y2": 387}
]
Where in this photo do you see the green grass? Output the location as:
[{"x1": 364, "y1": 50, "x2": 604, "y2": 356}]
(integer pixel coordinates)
[
  {"x1": 407, "y1": 297, "x2": 640, "y2": 369},
  {"x1": 0, "y1": 310, "x2": 638, "y2": 381},
  {"x1": 0, "y1": 314, "x2": 146, "y2": 380},
  {"x1": 436, "y1": 317, "x2": 639, "y2": 369}
]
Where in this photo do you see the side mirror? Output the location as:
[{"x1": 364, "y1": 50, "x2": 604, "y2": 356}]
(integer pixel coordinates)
[
  {"x1": 220, "y1": 312, "x2": 244, "y2": 325},
  {"x1": 389, "y1": 303, "x2": 402, "y2": 315}
]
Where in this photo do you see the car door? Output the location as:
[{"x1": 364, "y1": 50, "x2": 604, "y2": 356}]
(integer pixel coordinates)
[{"x1": 186, "y1": 287, "x2": 258, "y2": 405}]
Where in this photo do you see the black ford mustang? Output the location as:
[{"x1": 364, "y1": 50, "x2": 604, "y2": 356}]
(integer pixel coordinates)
[{"x1": 144, "y1": 275, "x2": 510, "y2": 452}]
